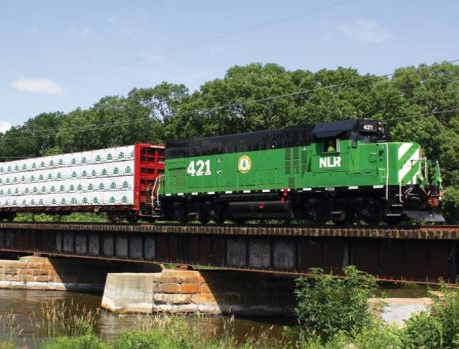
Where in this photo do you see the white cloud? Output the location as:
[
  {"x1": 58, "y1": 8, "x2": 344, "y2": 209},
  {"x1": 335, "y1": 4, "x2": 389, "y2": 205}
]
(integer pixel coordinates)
[
  {"x1": 339, "y1": 19, "x2": 390, "y2": 43},
  {"x1": 0, "y1": 121, "x2": 12, "y2": 134},
  {"x1": 11, "y1": 78, "x2": 65, "y2": 95}
]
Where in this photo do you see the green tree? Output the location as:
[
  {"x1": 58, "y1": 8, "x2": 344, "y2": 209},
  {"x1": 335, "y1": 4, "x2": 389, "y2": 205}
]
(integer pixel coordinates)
[
  {"x1": 127, "y1": 82, "x2": 189, "y2": 142},
  {"x1": 0, "y1": 112, "x2": 63, "y2": 159}
]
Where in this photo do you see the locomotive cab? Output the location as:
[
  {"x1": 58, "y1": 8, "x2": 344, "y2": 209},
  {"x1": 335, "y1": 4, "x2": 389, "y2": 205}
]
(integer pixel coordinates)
[
  {"x1": 311, "y1": 119, "x2": 443, "y2": 224},
  {"x1": 313, "y1": 119, "x2": 389, "y2": 147}
]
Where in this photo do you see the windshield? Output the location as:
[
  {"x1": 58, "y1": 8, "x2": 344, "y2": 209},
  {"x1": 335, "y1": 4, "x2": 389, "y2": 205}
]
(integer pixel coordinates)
[{"x1": 358, "y1": 132, "x2": 390, "y2": 143}]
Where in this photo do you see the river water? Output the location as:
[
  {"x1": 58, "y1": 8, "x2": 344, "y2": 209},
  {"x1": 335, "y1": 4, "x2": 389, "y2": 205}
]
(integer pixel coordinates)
[
  {"x1": 0, "y1": 284, "x2": 431, "y2": 348},
  {"x1": 0, "y1": 289, "x2": 294, "y2": 348}
]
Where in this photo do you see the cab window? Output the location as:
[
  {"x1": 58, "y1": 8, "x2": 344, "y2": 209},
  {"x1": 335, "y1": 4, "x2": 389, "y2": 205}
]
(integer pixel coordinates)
[{"x1": 322, "y1": 139, "x2": 339, "y2": 153}]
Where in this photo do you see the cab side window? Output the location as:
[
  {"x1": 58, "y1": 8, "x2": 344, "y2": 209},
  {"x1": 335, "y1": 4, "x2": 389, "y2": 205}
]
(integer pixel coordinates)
[{"x1": 323, "y1": 139, "x2": 339, "y2": 153}]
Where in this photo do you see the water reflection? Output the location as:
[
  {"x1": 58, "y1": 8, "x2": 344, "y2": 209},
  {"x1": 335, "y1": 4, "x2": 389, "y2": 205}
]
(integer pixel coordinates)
[{"x1": 0, "y1": 289, "x2": 292, "y2": 348}]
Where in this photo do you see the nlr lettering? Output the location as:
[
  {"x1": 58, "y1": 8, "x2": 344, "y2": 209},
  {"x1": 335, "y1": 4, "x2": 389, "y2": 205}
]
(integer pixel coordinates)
[{"x1": 319, "y1": 157, "x2": 341, "y2": 168}]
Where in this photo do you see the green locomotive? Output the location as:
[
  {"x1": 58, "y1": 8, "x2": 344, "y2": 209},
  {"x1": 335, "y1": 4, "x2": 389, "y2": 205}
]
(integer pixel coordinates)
[{"x1": 160, "y1": 120, "x2": 443, "y2": 224}]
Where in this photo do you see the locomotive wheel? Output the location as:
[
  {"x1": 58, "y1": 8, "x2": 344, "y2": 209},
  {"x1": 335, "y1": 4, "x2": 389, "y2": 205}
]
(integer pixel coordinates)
[
  {"x1": 172, "y1": 202, "x2": 189, "y2": 223},
  {"x1": 125, "y1": 212, "x2": 139, "y2": 224},
  {"x1": 198, "y1": 203, "x2": 211, "y2": 224},
  {"x1": 214, "y1": 216, "x2": 225, "y2": 225},
  {"x1": 107, "y1": 212, "x2": 124, "y2": 224},
  {"x1": 198, "y1": 211, "x2": 210, "y2": 224},
  {"x1": 306, "y1": 205, "x2": 326, "y2": 224},
  {"x1": 332, "y1": 217, "x2": 347, "y2": 225},
  {"x1": 358, "y1": 201, "x2": 382, "y2": 224},
  {"x1": 178, "y1": 206, "x2": 189, "y2": 224},
  {"x1": 212, "y1": 204, "x2": 227, "y2": 224},
  {"x1": 334, "y1": 209, "x2": 357, "y2": 225},
  {"x1": 233, "y1": 218, "x2": 246, "y2": 225},
  {"x1": 331, "y1": 210, "x2": 346, "y2": 225}
]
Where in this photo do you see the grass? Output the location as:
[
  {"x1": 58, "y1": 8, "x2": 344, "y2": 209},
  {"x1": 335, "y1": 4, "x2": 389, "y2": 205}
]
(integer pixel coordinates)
[
  {"x1": 0, "y1": 342, "x2": 16, "y2": 349},
  {"x1": 14, "y1": 212, "x2": 108, "y2": 223},
  {"x1": 29, "y1": 299, "x2": 101, "y2": 338},
  {"x1": 0, "y1": 311, "x2": 23, "y2": 343}
]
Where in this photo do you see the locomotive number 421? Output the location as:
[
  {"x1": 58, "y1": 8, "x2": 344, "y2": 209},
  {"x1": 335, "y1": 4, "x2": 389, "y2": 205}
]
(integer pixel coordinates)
[{"x1": 187, "y1": 160, "x2": 212, "y2": 176}]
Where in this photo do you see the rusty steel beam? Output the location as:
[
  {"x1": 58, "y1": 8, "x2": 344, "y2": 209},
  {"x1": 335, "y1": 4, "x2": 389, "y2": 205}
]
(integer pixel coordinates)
[
  {"x1": 0, "y1": 223, "x2": 458, "y2": 284},
  {"x1": 0, "y1": 222, "x2": 458, "y2": 238}
]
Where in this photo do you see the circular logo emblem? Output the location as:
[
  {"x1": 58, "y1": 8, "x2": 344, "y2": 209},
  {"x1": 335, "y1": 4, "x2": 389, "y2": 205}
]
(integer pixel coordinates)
[{"x1": 238, "y1": 155, "x2": 252, "y2": 174}]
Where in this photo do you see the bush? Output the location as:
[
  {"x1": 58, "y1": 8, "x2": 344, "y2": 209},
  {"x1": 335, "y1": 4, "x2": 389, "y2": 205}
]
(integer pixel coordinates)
[
  {"x1": 402, "y1": 311, "x2": 443, "y2": 348},
  {"x1": 431, "y1": 286, "x2": 459, "y2": 348},
  {"x1": 114, "y1": 330, "x2": 186, "y2": 349},
  {"x1": 40, "y1": 334, "x2": 109, "y2": 349},
  {"x1": 353, "y1": 322, "x2": 403, "y2": 349},
  {"x1": 295, "y1": 266, "x2": 377, "y2": 340},
  {"x1": 297, "y1": 332, "x2": 349, "y2": 349},
  {"x1": 401, "y1": 286, "x2": 459, "y2": 348},
  {"x1": 113, "y1": 318, "x2": 209, "y2": 349}
]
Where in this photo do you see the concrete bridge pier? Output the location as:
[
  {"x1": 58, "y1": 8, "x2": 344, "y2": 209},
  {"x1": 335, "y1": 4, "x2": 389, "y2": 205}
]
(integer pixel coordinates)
[
  {"x1": 101, "y1": 269, "x2": 296, "y2": 316},
  {"x1": 0, "y1": 255, "x2": 161, "y2": 291}
]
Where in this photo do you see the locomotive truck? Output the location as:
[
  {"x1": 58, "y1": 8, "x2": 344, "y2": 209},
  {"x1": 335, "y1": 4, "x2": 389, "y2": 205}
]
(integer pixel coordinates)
[{"x1": 0, "y1": 119, "x2": 444, "y2": 224}]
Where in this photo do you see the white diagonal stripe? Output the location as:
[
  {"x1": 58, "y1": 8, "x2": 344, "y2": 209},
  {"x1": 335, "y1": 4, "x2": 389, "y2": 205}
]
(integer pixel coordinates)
[
  {"x1": 398, "y1": 143, "x2": 412, "y2": 160},
  {"x1": 398, "y1": 148, "x2": 420, "y2": 183}
]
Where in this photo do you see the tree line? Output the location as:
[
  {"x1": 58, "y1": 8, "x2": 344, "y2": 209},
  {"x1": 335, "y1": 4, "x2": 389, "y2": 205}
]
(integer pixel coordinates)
[{"x1": 1, "y1": 62, "x2": 458, "y2": 221}]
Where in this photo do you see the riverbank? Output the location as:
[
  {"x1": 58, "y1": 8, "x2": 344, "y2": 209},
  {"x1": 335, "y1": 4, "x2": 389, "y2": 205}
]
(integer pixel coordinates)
[{"x1": 0, "y1": 289, "x2": 292, "y2": 348}]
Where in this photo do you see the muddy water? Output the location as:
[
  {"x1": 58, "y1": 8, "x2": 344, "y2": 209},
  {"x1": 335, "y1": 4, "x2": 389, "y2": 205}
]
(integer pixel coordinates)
[
  {"x1": 0, "y1": 289, "x2": 294, "y2": 348},
  {"x1": 0, "y1": 284, "x2": 431, "y2": 348}
]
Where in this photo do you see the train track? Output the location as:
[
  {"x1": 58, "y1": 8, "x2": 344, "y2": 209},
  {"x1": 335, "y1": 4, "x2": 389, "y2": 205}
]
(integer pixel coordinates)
[{"x1": 0, "y1": 222, "x2": 458, "y2": 239}]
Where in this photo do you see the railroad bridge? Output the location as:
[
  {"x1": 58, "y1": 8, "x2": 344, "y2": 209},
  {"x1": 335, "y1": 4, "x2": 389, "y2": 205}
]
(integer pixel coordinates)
[{"x1": 0, "y1": 223, "x2": 458, "y2": 284}]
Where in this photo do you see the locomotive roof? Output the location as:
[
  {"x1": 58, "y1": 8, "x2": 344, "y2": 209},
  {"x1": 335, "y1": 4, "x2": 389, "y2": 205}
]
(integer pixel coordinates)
[
  {"x1": 165, "y1": 124, "x2": 314, "y2": 159},
  {"x1": 311, "y1": 119, "x2": 359, "y2": 139},
  {"x1": 311, "y1": 119, "x2": 386, "y2": 139},
  {"x1": 165, "y1": 119, "x2": 382, "y2": 159}
]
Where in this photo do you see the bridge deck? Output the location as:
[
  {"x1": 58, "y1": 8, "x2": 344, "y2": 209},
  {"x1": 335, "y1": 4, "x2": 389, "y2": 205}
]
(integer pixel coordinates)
[
  {"x1": 0, "y1": 223, "x2": 458, "y2": 284},
  {"x1": 0, "y1": 222, "x2": 458, "y2": 238}
]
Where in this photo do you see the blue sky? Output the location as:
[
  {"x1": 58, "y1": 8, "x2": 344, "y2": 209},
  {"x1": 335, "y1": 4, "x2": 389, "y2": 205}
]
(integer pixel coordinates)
[{"x1": 0, "y1": 0, "x2": 458, "y2": 132}]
